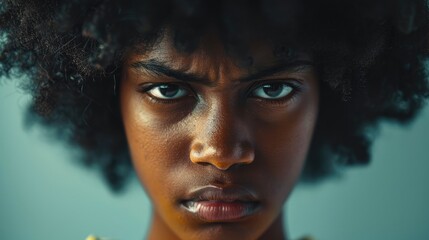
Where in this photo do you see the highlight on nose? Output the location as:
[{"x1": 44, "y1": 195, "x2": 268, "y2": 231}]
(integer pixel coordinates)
[{"x1": 190, "y1": 142, "x2": 255, "y2": 170}]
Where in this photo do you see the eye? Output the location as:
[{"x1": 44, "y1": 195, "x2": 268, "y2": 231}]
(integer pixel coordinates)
[
  {"x1": 146, "y1": 84, "x2": 189, "y2": 100},
  {"x1": 251, "y1": 82, "x2": 294, "y2": 99}
]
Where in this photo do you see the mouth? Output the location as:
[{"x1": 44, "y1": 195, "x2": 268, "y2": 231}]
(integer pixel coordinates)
[{"x1": 180, "y1": 185, "x2": 261, "y2": 222}]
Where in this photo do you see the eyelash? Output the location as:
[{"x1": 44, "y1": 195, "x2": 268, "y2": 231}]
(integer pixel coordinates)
[
  {"x1": 247, "y1": 80, "x2": 303, "y2": 105},
  {"x1": 137, "y1": 80, "x2": 302, "y2": 105},
  {"x1": 137, "y1": 83, "x2": 196, "y2": 104}
]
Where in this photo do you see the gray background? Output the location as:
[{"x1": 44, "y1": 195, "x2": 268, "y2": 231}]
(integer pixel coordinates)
[{"x1": 1, "y1": 77, "x2": 428, "y2": 240}]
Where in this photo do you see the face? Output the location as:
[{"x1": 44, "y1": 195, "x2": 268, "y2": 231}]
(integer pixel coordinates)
[{"x1": 120, "y1": 32, "x2": 319, "y2": 240}]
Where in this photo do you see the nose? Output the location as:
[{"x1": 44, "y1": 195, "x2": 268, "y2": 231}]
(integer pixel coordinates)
[{"x1": 189, "y1": 101, "x2": 255, "y2": 170}]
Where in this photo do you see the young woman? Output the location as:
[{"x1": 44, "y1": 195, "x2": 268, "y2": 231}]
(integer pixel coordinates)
[{"x1": 1, "y1": 0, "x2": 428, "y2": 239}]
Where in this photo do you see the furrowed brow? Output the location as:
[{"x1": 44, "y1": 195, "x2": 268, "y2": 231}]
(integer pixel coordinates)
[
  {"x1": 239, "y1": 60, "x2": 314, "y2": 82},
  {"x1": 130, "y1": 59, "x2": 211, "y2": 85},
  {"x1": 131, "y1": 59, "x2": 314, "y2": 84}
]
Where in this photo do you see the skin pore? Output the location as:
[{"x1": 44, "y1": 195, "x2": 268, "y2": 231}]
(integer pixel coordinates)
[{"x1": 120, "y1": 31, "x2": 320, "y2": 240}]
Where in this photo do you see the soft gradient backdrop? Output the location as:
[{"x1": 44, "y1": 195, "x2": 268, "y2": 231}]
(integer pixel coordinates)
[{"x1": 1, "y1": 77, "x2": 429, "y2": 240}]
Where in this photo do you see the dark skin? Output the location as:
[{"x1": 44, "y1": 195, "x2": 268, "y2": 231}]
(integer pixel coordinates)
[{"x1": 120, "y1": 32, "x2": 319, "y2": 240}]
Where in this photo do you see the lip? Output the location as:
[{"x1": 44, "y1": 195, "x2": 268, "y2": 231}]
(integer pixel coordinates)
[{"x1": 180, "y1": 185, "x2": 261, "y2": 222}]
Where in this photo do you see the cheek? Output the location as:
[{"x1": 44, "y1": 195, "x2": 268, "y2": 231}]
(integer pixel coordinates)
[
  {"x1": 121, "y1": 97, "x2": 190, "y2": 196},
  {"x1": 251, "y1": 95, "x2": 319, "y2": 197},
  {"x1": 255, "y1": 118, "x2": 314, "y2": 179}
]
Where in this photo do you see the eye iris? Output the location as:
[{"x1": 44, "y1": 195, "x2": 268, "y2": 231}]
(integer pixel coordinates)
[
  {"x1": 262, "y1": 83, "x2": 283, "y2": 97},
  {"x1": 159, "y1": 85, "x2": 179, "y2": 98}
]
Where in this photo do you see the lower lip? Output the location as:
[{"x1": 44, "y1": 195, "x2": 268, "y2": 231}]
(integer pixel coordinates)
[{"x1": 182, "y1": 201, "x2": 259, "y2": 222}]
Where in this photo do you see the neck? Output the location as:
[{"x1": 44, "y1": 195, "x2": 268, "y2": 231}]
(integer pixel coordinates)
[{"x1": 146, "y1": 211, "x2": 288, "y2": 240}]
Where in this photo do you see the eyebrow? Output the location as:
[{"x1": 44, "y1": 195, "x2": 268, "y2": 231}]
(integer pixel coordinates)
[
  {"x1": 131, "y1": 59, "x2": 208, "y2": 84},
  {"x1": 240, "y1": 60, "x2": 314, "y2": 82},
  {"x1": 130, "y1": 59, "x2": 314, "y2": 85}
]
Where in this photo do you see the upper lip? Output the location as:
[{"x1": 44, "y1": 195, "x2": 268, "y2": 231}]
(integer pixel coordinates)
[{"x1": 182, "y1": 185, "x2": 259, "y2": 203}]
